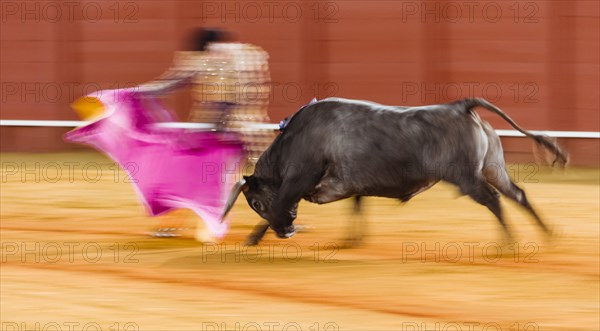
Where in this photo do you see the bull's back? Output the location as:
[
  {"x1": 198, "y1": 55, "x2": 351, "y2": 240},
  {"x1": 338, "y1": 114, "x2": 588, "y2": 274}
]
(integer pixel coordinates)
[{"x1": 285, "y1": 98, "x2": 476, "y2": 158}]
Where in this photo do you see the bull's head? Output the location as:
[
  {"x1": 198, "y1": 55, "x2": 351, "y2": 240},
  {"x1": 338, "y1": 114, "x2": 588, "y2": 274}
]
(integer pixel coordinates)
[{"x1": 222, "y1": 175, "x2": 297, "y2": 239}]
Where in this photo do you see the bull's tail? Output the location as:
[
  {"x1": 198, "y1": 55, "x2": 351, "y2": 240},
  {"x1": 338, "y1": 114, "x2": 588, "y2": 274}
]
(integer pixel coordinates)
[{"x1": 463, "y1": 98, "x2": 568, "y2": 167}]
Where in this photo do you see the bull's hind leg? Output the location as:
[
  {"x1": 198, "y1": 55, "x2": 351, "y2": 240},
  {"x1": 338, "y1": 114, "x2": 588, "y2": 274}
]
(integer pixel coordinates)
[
  {"x1": 343, "y1": 196, "x2": 365, "y2": 248},
  {"x1": 460, "y1": 178, "x2": 514, "y2": 242},
  {"x1": 484, "y1": 168, "x2": 552, "y2": 237}
]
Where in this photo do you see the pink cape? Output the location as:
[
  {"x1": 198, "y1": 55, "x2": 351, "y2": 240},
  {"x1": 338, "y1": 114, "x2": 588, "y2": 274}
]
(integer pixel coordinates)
[{"x1": 64, "y1": 89, "x2": 246, "y2": 238}]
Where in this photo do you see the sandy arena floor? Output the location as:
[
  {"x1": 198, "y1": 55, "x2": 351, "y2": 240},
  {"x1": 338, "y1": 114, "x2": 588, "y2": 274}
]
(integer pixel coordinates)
[{"x1": 1, "y1": 152, "x2": 599, "y2": 331}]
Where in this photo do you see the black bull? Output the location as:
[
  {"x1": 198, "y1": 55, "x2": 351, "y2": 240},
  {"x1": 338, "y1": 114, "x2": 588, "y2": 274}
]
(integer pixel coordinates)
[{"x1": 222, "y1": 97, "x2": 568, "y2": 245}]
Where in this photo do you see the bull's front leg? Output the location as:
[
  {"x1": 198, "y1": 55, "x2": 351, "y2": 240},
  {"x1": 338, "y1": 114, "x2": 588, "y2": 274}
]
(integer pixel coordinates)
[
  {"x1": 270, "y1": 199, "x2": 301, "y2": 238},
  {"x1": 269, "y1": 180, "x2": 309, "y2": 239},
  {"x1": 245, "y1": 221, "x2": 270, "y2": 246},
  {"x1": 246, "y1": 202, "x2": 300, "y2": 245}
]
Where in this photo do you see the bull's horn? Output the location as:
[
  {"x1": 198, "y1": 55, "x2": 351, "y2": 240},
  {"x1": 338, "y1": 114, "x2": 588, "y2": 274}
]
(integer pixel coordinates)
[{"x1": 221, "y1": 179, "x2": 247, "y2": 222}]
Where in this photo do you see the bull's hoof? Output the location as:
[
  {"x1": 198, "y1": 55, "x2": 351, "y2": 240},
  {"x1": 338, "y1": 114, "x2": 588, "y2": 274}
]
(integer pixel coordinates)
[
  {"x1": 244, "y1": 236, "x2": 262, "y2": 246},
  {"x1": 499, "y1": 235, "x2": 516, "y2": 247},
  {"x1": 544, "y1": 226, "x2": 556, "y2": 238},
  {"x1": 543, "y1": 227, "x2": 561, "y2": 245},
  {"x1": 340, "y1": 236, "x2": 363, "y2": 249}
]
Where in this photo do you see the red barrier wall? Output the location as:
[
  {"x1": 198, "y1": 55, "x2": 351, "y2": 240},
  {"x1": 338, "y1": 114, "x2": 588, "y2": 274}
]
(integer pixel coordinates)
[{"x1": 1, "y1": 1, "x2": 598, "y2": 165}]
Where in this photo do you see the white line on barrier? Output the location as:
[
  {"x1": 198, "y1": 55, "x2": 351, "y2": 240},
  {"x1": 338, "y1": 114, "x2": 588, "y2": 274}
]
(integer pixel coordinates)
[
  {"x1": 494, "y1": 130, "x2": 600, "y2": 139},
  {"x1": 0, "y1": 120, "x2": 91, "y2": 127},
  {"x1": 1, "y1": 120, "x2": 599, "y2": 139}
]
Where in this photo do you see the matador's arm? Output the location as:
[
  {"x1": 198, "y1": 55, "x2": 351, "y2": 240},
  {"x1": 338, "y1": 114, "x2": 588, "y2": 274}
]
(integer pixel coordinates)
[{"x1": 136, "y1": 66, "x2": 196, "y2": 95}]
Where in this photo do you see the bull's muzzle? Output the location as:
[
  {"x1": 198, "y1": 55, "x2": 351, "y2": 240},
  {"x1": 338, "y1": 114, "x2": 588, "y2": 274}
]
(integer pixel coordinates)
[{"x1": 274, "y1": 225, "x2": 297, "y2": 239}]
